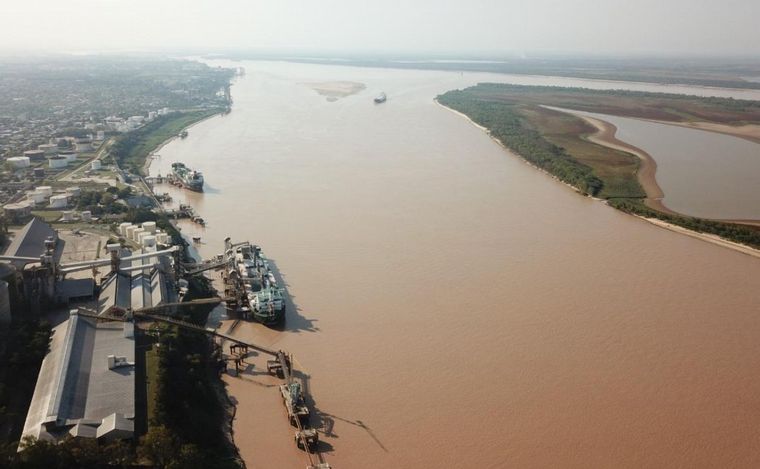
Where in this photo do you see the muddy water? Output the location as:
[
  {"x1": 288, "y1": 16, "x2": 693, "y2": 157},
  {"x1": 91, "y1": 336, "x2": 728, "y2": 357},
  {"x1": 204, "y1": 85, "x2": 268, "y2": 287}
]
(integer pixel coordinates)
[
  {"x1": 559, "y1": 109, "x2": 760, "y2": 220},
  {"x1": 151, "y1": 61, "x2": 760, "y2": 468}
]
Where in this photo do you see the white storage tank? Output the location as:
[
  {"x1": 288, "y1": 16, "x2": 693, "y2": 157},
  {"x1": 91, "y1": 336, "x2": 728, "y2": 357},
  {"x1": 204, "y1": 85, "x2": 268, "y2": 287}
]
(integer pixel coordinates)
[
  {"x1": 36, "y1": 186, "x2": 53, "y2": 197},
  {"x1": 59, "y1": 152, "x2": 78, "y2": 163},
  {"x1": 7, "y1": 156, "x2": 31, "y2": 169},
  {"x1": 49, "y1": 157, "x2": 68, "y2": 169},
  {"x1": 142, "y1": 221, "x2": 157, "y2": 234},
  {"x1": 138, "y1": 231, "x2": 151, "y2": 245},
  {"x1": 28, "y1": 191, "x2": 47, "y2": 205},
  {"x1": 142, "y1": 235, "x2": 157, "y2": 248},
  {"x1": 91, "y1": 160, "x2": 102, "y2": 170},
  {"x1": 67, "y1": 187, "x2": 81, "y2": 197},
  {"x1": 38, "y1": 144, "x2": 58, "y2": 156},
  {"x1": 61, "y1": 211, "x2": 75, "y2": 222},
  {"x1": 49, "y1": 194, "x2": 68, "y2": 209},
  {"x1": 119, "y1": 222, "x2": 133, "y2": 236},
  {"x1": 81, "y1": 210, "x2": 92, "y2": 222},
  {"x1": 131, "y1": 227, "x2": 145, "y2": 242},
  {"x1": 126, "y1": 225, "x2": 138, "y2": 240}
]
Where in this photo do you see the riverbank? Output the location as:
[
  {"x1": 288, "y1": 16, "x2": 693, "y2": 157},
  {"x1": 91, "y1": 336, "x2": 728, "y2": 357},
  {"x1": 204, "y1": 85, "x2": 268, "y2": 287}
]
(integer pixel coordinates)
[{"x1": 437, "y1": 86, "x2": 760, "y2": 256}]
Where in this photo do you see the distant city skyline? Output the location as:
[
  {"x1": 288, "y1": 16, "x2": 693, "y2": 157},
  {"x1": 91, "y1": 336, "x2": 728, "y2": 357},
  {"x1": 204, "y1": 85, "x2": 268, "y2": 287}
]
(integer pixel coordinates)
[{"x1": 1, "y1": 0, "x2": 759, "y2": 57}]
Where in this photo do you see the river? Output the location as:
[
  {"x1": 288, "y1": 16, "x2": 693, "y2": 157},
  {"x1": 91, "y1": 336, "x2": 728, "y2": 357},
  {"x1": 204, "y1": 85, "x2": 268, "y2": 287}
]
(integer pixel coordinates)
[{"x1": 150, "y1": 61, "x2": 760, "y2": 468}]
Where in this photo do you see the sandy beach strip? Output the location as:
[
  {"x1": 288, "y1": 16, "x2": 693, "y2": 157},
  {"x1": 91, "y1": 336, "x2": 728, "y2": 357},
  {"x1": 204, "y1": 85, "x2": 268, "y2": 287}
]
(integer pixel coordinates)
[
  {"x1": 648, "y1": 120, "x2": 760, "y2": 145},
  {"x1": 304, "y1": 81, "x2": 366, "y2": 100}
]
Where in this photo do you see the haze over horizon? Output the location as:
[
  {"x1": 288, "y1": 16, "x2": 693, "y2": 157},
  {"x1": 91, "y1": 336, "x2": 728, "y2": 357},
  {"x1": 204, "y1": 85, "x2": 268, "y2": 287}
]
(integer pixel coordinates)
[{"x1": 2, "y1": 0, "x2": 759, "y2": 58}]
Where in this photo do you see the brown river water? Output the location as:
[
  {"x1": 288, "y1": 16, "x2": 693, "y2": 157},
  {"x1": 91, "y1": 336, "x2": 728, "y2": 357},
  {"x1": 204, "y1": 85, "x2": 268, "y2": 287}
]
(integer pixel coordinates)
[{"x1": 150, "y1": 61, "x2": 760, "y2": 468}]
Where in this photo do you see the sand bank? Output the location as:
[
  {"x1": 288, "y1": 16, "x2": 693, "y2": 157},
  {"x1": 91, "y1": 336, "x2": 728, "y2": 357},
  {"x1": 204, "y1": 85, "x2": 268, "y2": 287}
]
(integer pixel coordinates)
[
  {"x1": 650, "y1": 120, "x2": 760, "y2": 145},
  {"x1": 304, "y1": 81, "x2": 366, "y2": 101}
]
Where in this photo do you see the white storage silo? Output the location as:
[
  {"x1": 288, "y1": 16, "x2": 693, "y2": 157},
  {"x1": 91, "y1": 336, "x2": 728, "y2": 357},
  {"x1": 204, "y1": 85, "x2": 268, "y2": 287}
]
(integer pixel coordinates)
[
  {"x1": 38, "y1": 144, "x2": 58, "y2": 156},
  {"x1": 28, "y1": 191, "x2": 47, "y2": 205},
  {"x1": 126, "y1": 225, "x2": 138, "y2": 240},
  {"x1": 61, "y1": 211, "x2": 74, "y2": 222},
  {"x1": 131, "y1": 228, "x2": 145, "y2": 242},
  {"x1": 36, "y1": 186, "x2": 53, "y2": 197},
  {"x1": 7, "y1": 157, "x2": 31, "y2": 169},
  {"x1": 81, "y1": 210, "x2": 92, "y2": 222},
  {"x1": 119, "y1": 222, "x2": 133, "y2": 236},
  {"x1": 142, "y1": 221, "x2": 157, "y2": 234},
  {"x1": 60, "y1": 152, "x2": 78, "y2": 163},
  {"x1": 91, "y1": 160, "x2": 102, "y2": 170},
  {"x1": 142, "y1": 235, "x2": 157, "y2": 248},
  {"x1": 49, "y1": 194, "x2": 68, "y2": 209},
  {"x1": 49, "y1": 157, "x2": 68, "y2": 169}
]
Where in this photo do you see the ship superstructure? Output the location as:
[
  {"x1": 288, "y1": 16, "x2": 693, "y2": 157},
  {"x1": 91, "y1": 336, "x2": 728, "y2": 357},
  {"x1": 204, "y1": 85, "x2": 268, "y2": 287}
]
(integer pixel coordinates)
[{"x1": 171, "y1": 162, "x2": 204, "y2": 191}]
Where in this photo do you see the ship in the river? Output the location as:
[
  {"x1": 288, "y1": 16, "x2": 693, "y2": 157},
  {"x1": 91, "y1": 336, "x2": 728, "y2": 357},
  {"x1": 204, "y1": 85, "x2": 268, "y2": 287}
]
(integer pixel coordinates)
[
  {"x1": 171, "y1": 162, "x2": 204, "y2": 191},
  {"x1": 374, "y1": 92, "x2": 387, "y2": 104},
  {"x1": 228, "y1": 241, "x2": 286, "y2": 325}
]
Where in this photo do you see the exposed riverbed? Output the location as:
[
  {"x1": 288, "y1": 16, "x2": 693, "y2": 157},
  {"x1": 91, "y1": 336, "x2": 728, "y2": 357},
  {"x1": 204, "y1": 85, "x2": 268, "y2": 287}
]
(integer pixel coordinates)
[{"x1": 150, "y1": 61, "x2": 760, "y2": 468}]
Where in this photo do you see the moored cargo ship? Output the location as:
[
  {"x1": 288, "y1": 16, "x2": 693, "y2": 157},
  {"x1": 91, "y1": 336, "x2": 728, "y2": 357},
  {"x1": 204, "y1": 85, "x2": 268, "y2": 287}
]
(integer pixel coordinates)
[
  {"x1": 228, "y1": 241, "x2": 285, "y2": 324},
  {"x1": 171, "y1": 162, "x2": 204, "y2": 191}
]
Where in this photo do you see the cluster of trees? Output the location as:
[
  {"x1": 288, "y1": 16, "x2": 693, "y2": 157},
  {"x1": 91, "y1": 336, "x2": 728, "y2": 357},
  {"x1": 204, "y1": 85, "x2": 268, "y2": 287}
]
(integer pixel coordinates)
[
  {"x1": 145, "y1": 326, "x2": 240, "y2": 468},
  {"x1": 437, "y1": 91, "x2": 604, "y2": 196},
  {"x1": 2, "y1": 437, "x2": 133, "y2": 468},
  {"x1": 609, "y1": 198, "x2": 760, "y2": 249},
  {"x1": 75, "y1": 186, "x2": 132, "y2": 216},
  {"x1": 0, "y1": 320, "x2": 51, "y2": 445}
]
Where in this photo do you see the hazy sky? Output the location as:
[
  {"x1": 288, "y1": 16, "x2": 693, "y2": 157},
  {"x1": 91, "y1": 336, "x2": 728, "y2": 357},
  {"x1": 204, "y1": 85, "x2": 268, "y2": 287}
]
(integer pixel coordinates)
[{"x1": 2, "y1": 0, "x2": 759, "y2": 56}]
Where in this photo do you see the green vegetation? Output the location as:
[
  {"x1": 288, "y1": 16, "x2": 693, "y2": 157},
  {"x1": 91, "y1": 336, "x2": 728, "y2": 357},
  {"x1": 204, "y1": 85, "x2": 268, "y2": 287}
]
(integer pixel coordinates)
[
  {"x1": 3, "y1": 436, "x2": 134, "y2": 468},
  {"x1": 609, "y1": 198, "x2": 760, "y2": 249},
  {"x1": 438, "y1": 90, "x2": 604, "y2": 196},
  {"x1": 75, "y1": 186, "x2": 132, "y2": 216},
  {"x1": 0, "y1": 320, "x2": 51, "y2": 446},
  {"x1": 437, "y1": 83, "x2": 760, "y2": 249},
  {"x1": 110, "y1": 110, "x2": 219, "y2": 174},
  {"x1": 141, "y1": 325, "x2": 239, "y2": 468}
]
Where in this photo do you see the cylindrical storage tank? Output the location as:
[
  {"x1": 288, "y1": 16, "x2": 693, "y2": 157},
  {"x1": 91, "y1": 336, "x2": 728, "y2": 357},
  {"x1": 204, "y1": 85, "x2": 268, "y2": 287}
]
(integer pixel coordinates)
[
  {"x1": 81, "y1": 210, "x2": 92, "y2": 222},
  {"x1": 125, "y1": 225, "x2": 137, "y2": 240},
  {"x1": 49, "y1": 194, "x2": 68, "y2": 209},
  {"x1": 142, "y1": 221, "x2": 157, "y2": 234},
  {"x1": 61, "y1": 211, "x2": 74, "y2": 222},
  {"x1": 67, "y1": 187, "x2": 81, "y2": 197},
  {"x1": 132, "y1": 228, "x2": 145, "y2": 242},
  {"x1": 7, "y1": 157, "x2": 31, "y2": 169},
  {"x1": 33, "y1": 168, "x2": 45, "y2": 178},
  {"x1": 138, "y1": 231, "x2": 151, "y2": 245},
  {"x1": 28, "y1": 191, "x2": 47, "y2": 205},
  {"x1": 0, "y1": 280, "x2": 10, "y2": 325},
  {"x1": 142, "y1": 235, "x2": 157, "y2": 248},
  {"x1": 37, "y1": 144, "x2": 57, "y2": 156},
  {"x1": 75, "y1": 139, "x2": 93, "y2": 152},
  {"x1": 119, "y1": 222, "x2": 133, "y2": 236},
  {"x1": 59, "y1": 152, "x2": 78, "y2": 163},
  {"x1": 23, "y1": 150, "x2": 46, "y2": 161},
  {"x1": 91, "y1": 160, "x2": 102, "y2": 170},
  {"x1": 49, "y1": 157, "x2": 68, "y2": 169},
  {"x1": 36, "y1": 186, "x2": 53, "y2": 197}
]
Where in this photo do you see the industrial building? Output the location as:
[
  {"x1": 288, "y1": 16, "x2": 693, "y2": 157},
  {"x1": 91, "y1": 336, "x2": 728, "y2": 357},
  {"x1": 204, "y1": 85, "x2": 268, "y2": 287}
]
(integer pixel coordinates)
[{"x1": 20, "y1": 311, "x2": 136, "y2": 444}]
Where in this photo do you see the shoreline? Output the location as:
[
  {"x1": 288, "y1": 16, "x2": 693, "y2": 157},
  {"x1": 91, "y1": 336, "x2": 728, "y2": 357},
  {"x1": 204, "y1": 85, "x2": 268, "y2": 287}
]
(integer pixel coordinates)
[
  {"x1": 437, "y1": 100, "x2": 760, "y2": 260},
  {"x1": 141, "y1": 110, "x2": 224, "y2": 175},
  {"x1": 435, "y1": 100, "x2": 603, "y2": 200}
]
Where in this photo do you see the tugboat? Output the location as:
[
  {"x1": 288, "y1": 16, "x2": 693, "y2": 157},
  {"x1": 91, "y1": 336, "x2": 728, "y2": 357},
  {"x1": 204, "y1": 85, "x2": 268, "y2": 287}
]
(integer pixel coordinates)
[
  {"x1": 171, "y1": 162, "x2": 204, "y2": 192},
  {"x1": 374, "y1": 92, "x2": 387, "y2": 104}
]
